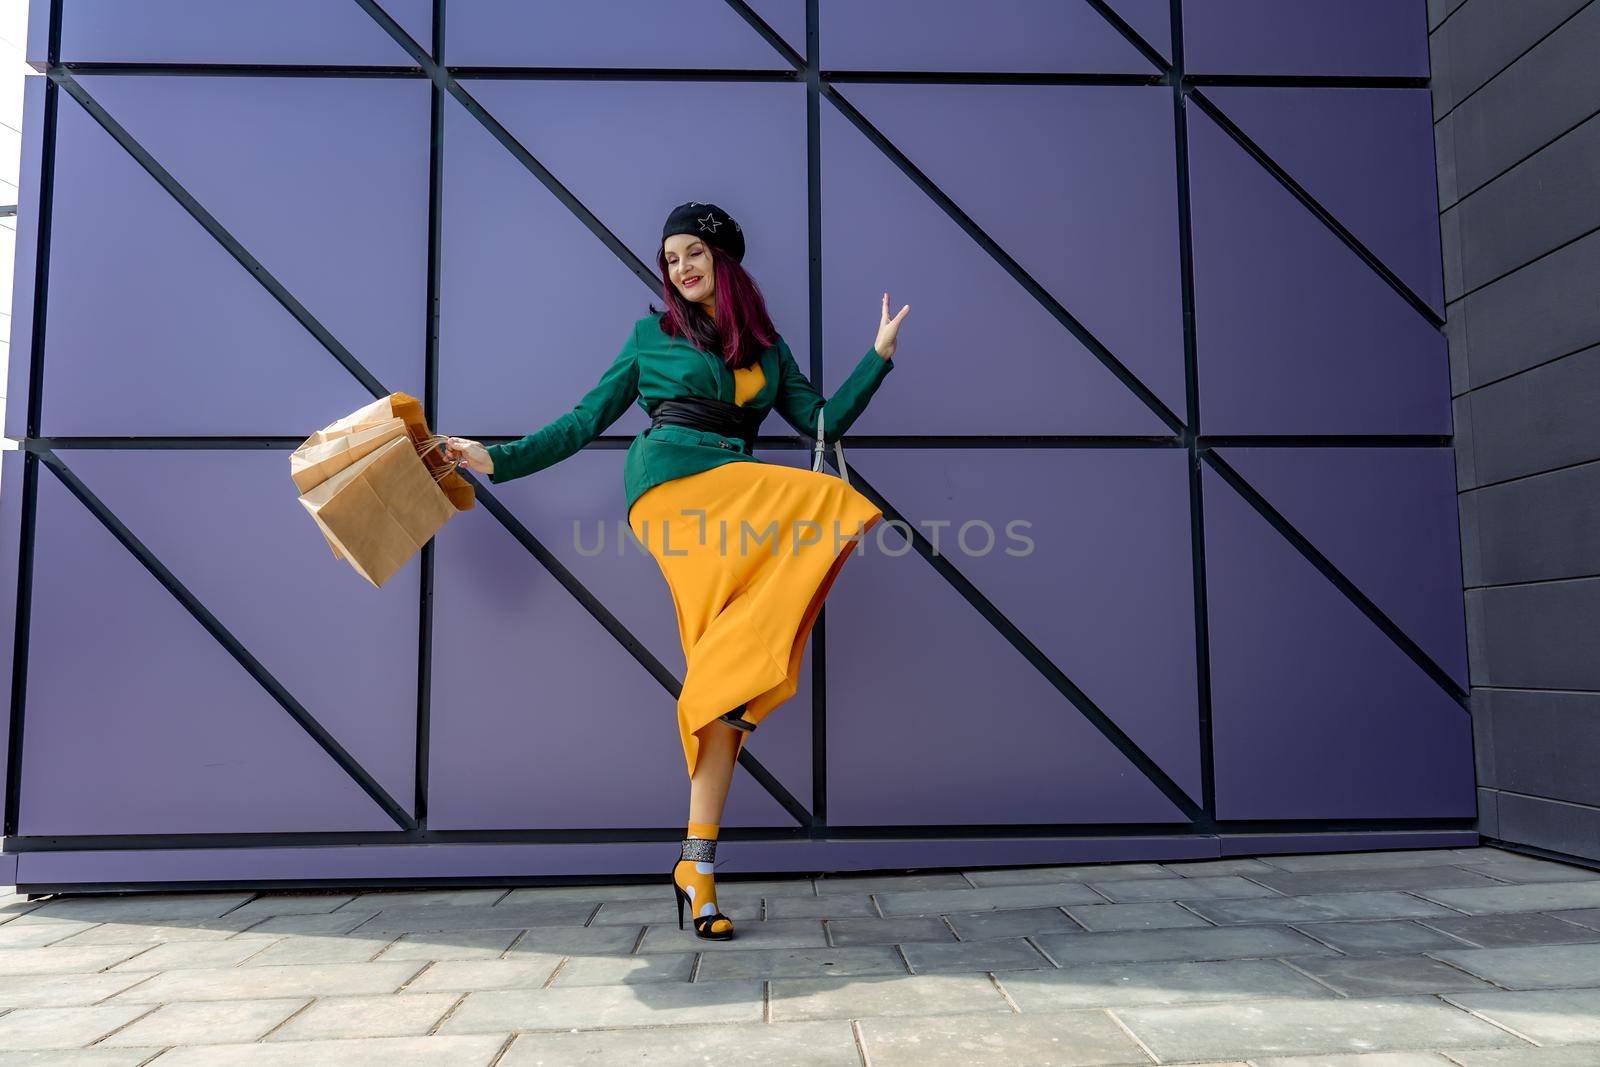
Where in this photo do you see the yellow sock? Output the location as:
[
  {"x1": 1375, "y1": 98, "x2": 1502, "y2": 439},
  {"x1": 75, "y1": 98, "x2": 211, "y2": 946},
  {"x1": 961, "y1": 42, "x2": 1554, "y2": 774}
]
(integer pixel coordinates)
[{"x1": 674, "y1": 821, "x2": 732, "y2": 934}]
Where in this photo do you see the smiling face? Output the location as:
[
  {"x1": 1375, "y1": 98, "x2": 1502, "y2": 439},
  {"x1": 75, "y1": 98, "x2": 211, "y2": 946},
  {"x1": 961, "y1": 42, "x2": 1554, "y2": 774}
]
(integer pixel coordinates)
[{"x1": 663, "y1": 232, "x2": 715, "y2": 313}]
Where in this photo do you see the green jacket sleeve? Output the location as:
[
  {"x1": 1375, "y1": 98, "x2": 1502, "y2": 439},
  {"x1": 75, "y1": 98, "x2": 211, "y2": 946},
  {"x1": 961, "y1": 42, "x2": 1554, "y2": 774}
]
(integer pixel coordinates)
[
  {"x1": 772, "y1": 335, "x2": 894, "y2": 442},
  {"x1": 485, "y1": 322, "x2": 641, "y2": 484}
]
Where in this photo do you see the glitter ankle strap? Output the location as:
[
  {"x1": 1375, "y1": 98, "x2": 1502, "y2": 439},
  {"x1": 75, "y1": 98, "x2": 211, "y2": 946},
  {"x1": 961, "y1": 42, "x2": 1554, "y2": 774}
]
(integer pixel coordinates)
[{"x1": 679, "y1": 837, "x2": 717, "y2": 863}]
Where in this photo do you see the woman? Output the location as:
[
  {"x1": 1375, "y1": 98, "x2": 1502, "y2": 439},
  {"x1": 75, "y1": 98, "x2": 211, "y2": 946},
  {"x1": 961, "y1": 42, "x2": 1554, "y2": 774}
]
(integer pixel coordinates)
[{"x1": 443, "y1": 201, "x2": 910, "y2": 940}]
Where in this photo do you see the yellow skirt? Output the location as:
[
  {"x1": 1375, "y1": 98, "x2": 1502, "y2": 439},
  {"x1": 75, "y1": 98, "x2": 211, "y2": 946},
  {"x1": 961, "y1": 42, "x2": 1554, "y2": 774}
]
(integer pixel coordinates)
[{"x1": 627, "y1": 460, "x2": 883, "y2": 778}]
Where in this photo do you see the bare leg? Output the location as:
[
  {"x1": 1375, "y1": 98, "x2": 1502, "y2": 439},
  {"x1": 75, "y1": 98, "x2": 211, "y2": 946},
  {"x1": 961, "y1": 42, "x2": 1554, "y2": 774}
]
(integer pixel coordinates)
[{"x1": 689, "y1": 717, "x2": 741, "y2": 825}]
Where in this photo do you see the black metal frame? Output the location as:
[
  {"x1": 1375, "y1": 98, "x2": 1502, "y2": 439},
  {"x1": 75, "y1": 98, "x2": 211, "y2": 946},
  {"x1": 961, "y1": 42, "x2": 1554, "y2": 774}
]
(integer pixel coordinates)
[{"x1": 1, "y1": 0, "x2": 1474, "y2": 861}]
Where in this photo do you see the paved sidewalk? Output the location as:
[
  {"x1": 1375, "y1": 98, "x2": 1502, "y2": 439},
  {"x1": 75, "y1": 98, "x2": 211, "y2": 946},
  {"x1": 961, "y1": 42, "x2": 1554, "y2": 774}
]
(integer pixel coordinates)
[{"x1": 0, "y1": 845, "x2": 1598, "y2": 1064}]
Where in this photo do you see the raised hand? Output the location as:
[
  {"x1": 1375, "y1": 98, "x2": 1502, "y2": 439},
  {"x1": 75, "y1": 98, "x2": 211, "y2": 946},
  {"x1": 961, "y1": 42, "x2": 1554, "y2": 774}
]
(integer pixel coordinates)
[
  {"x1": 875, "y1": 292, "x2": 910, "y2": 361},
  {"x1": 442, "y1": 436, "x2": 494, "y2": 476}
]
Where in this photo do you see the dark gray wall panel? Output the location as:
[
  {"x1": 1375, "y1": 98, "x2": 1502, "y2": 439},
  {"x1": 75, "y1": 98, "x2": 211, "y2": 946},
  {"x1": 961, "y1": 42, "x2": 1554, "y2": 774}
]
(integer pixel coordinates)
[
  {"x1": 1459, "y1": 343, "x2": 1600, "y2": 488},
  {"x1": 1495, "y1": 790, "x2": 1600, "y2": 860},
  {"x1": 1442, "y1": 0, "x2": 1600, "y2": 201},
  {"x1": 1471, "y1": 578, "x2": 1600, "y2": 690},
  {"x1": 1464, "y1": 456, "x2": 1600, "y2": 586},
  {"x1": 1452, "y1": 228, "x2": 1600, "y2": 391},
  {"x1": 1479, "y1": 689, "x2": 1600, "y2": 808},
  {"x1": 1428, "y1": 0, "x2": 1590, "y2": 118},
  {"x1": 1442, "y1": 110, "x2": 1600, "y2": 300}
]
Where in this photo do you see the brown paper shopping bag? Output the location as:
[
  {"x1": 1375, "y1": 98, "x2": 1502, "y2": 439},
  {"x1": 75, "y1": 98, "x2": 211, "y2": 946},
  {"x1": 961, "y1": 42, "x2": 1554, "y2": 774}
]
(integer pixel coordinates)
[{"x1": 292, "y1": 391, "x2": 475, "y2": 584}]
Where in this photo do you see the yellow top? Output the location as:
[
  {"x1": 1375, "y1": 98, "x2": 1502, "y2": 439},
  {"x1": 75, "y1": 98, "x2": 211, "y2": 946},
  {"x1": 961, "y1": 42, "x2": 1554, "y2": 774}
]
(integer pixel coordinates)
[{"x1": 732, "y1": 361, "x2": 765, "y2": 407}]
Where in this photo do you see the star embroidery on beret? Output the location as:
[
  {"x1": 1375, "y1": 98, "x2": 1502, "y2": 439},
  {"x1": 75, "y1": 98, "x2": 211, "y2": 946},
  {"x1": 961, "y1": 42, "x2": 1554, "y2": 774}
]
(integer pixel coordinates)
[{"x1": 697, "y1": 212, "x2": 721, "y2": 234}]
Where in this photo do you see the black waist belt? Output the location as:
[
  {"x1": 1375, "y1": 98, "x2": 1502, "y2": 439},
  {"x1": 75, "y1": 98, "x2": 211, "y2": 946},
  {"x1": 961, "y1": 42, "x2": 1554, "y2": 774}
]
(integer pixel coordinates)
[{"x1": 649, "y1": 395, "x2": 762, "y2": 454}]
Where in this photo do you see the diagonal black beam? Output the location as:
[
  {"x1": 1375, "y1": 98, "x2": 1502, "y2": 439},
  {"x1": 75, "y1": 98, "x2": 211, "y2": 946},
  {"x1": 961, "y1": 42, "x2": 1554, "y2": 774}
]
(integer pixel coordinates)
[
  {"x1": 833, "y1": 461, "x2": 1205, "y2": 827},
  {"x1": 36, "y1": 450, "x2": 416, "y2": 830}
]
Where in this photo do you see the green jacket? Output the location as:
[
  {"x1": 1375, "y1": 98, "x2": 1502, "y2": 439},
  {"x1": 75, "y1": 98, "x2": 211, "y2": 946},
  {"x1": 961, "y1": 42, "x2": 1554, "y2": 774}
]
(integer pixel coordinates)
[{"x1": 485, "y1": 312, "x2": 896, "y2": 517}]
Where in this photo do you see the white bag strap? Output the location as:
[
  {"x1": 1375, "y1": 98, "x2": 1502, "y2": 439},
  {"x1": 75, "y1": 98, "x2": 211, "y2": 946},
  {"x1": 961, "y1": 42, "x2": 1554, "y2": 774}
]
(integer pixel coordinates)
[{"x1": 812, "y1": 408, "x2": 850, "y2": 485}]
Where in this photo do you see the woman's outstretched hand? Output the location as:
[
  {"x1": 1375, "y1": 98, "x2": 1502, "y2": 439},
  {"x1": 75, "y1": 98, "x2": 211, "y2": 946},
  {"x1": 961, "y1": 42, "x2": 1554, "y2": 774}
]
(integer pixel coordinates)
[
  {"x1": 443, "y1": 436, "x2": 494, "y2": 476},
  {"x1": 875, "y1": 291, "x2": 910, "y2": 361}
]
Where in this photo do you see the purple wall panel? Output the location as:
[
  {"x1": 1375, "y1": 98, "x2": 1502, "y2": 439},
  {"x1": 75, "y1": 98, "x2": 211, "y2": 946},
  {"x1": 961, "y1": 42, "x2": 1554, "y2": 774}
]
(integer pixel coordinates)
[
  {"x1": 1219, "y1": 447, "x2": 1469, "y2": 690},
  {"x1": 0, "y1": 453, "x2": 24, "y2": 811},
  {"x1": 57, "y1": 0, "x2": 425, "y2": 65},
  {"x1": 5, "y1": 78, "x2": 45, "y2": 441},
  {"x1": 428, "y1": 490, "x2": 799, "y2": 831},
  {"x1": 1103, "y1": 0, "x2": 1173, "y2": 62},
  {"x1": 839, "y1": 84, "x2": 1186, "y2": 418},
  {"x1": 1204, "y1": 87, "x2": 1445, "y2": 316},
  {"x1": 824, "y1": 470, "x2": 1189, "y2": 826},
  {"x1": 819, "y1": 94, "x2": 1175, "y2": 435},
  {"x1": 42, "y1": 92, "x2": 378, "y2": 435},
  {"x1": 62, "y1": 450, "x2": 422, "y2": 811},
  {"x1": 438, "y1": 81, "x2": 807, "y2": 434},
  {"x1": 1188, "y1": 105, "x2": 1450, "y2": 435},
  {"x1": 821, "y1": 0, "x2": 1156, "y2": 73},
  {"x1": 76, "y1": 75, "x2": 429, "y2": 407},
  {"x1": 851, "y1": 448, "x2": 1202, "y2": 803},
  {"x1": 744, "y1": 0, "x2": 806, "y2": 58},
  {"x1": 19, "y1": 468, "x2": 395, "y2": 835},
  {"x1": 1203, "y1": 466, "x2": 1475, "y2": 821},
  {"x1": 1183, "y1": 0, "x2": 1430, "y2": 77},
  {"x1": 447, "y1": 0, "x2": 789, "y2": 69}
]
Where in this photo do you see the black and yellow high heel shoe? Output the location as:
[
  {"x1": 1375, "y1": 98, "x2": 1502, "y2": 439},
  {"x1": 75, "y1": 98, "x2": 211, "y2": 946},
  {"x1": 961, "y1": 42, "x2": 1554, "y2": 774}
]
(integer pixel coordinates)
[{"x1": 670, "y1": 836, "x2": 735, "y2": 940}]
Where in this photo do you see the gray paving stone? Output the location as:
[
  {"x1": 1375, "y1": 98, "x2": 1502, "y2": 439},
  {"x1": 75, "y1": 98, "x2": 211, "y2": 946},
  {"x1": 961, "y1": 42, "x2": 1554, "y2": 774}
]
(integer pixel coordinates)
[
  {"x1": 1552, "y1": 907, "x2": 1600, "y2": 931},
  {"x1": 1417, "y1": 881, "x2": 1600, "y2": 915},
  {"x1": 499, "y1": 1020, "x2": 859, "y2": 1066},
  {"x1": 438, "y1": 978, "x2": 764, "y2": 1033},
  {"x1": 1160, "y1": 858, "x2": 1282, "y2": 877},
  {"x1": 812, "y1": 873, "x2": 972, "y2": 895},
  {"x1": 107, "y1": 939, "x2": 272, "y2": 971},
  {"x1": 241, "y1": 934, "x2": 397, "y2": 967},
  {"x1": 1284, "y1": 953, "x2": 1500, "y2": 996},
  {"x1": 858, "y1": 1009, "x2": 1152, "y2": 1067},
  {"x1": 109, "y1": 961, "x2": 423, "y2": 1003},
  {"x1": 148, "y1": 1035, "x2": 509, "y2": 1065},
  {"x1": 1062, "y1": 901, "x2": 1215, "y2": 932},
  {"x1": 1452, "y1": 986, "x2": 1600, "y2": 1043},
  {"x1": 588, "y1": 896, "x2": 760, "y2": 926},
  {"x1": 223, "y1": 894, "x2": 359, "y2": 919},
  {"x1": 501, "y1": 925, "x2": 642, "y2": 956},
  {"x1": 1085, "y1": 875, "x2": 1282, "y2": 902},
  {"x1": 97, "y1": 997, "x2": 308, "y2": 1046},
  {"x1": 348, "y1": 902, "x2": 596, "y2": 935},
  {"x1": 717, "y1": 879, "x2": 823, "y2": 899},
  {"x1": 1429, "y1": 941, "x2": 1600, "y2": 989},
  {"x1": 230, "y1": 911, "x2": 381, "y2": 938},
  {"x1": 1291, "y1": 919, "x2": 1477, "y2": 956},
  {"x1": 1252, "y1": 1053, "x2": 1467, "y2": 1065},
  {"x1": 1115, "y1": 993, "x2": 1522, "y2": 1060},
  {"x1": 1450, "y1": 1047, "x2": 1600, "y2": 1066},
  {"x1": 769, "y1": 972, "x2": 1010, "y2": 1021},
  {"x1": 0, "y1": 973, "x2": 154, "y2": 1009},
  {"x1": 341, "y1": 890, "x2": 511, "y2": 911},
  {"x1": 637, "y1": 918, "x2": 826, "y2": 953},
  {"x1": 1033, "y1": 924, "x2": 1335, "y2": 966},
  {"x1": 373, "y1": 929, "x2": 523, "y2": 962},
  {"x1": 762, "y1": 894, "x2": 878, "y2": 919},
  {"x1": 0, "y1": 1049, "x2": 166, "y2": 1066},
  {"x1": 403, "y1": 956, "x2": 566, "y2": 993},
  {"x1": 875, "y1": 883, "x2": 1104, "y2": 916},
  {"x1": 264, "y1": 993, "x2": 458, "y2": 1041},
  {"x1": 0, "y1": 924, "x2": 87, "y2": 949},
  {"x1": 1256, "y1": 849, "x2": 1490, "y2": 873},
  {"x1": 0, "y1": 945, "x2": 147, "y2": 975},
  {"x1": 998, "y1": 958, "x2": 1329, "y2": 1011},
  {"x1": 0, "y1": 1004, "x2": 155, "y2": 1051},
  {"x1": 1181, "y1": 891, "x2": 1457, "y2": 925},
  {"x1": 1246, "y1": 866, "x2": 1506, "y2": 896},
  {"x1": 899, "y1": 937, "x2": 1053, "y2": 974},
  {"x1": 943, "y1": 906, "x2": 1081, "y2": 940},
  {"x1": 963, "y1": 863, "x2": 1178, "y2": 887},
  {"x1": 499, "y1": 883, "x2": 665, "y2": 905},
  {"x1": 1453, "y1": 857, "x2": 1600, "y2": 884},
  {"x1": 21, "y1": 893, "x2": 253, "y2": 924},
  {"x1": 549, "y1": 951, "x2": 696, "y2": 987},
  {"x1": 825, "y1": 916, "x2": 953, "y2": 946},
  {"x1": 1417, "y1": 911, "x2": 1600, "y2": 948},
  {"x1": 692, "y1": 945, "x2": 908, "y2": 982},
  {"x1": 46, "y1": 918, "x2": 260, "y2": 945}
]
